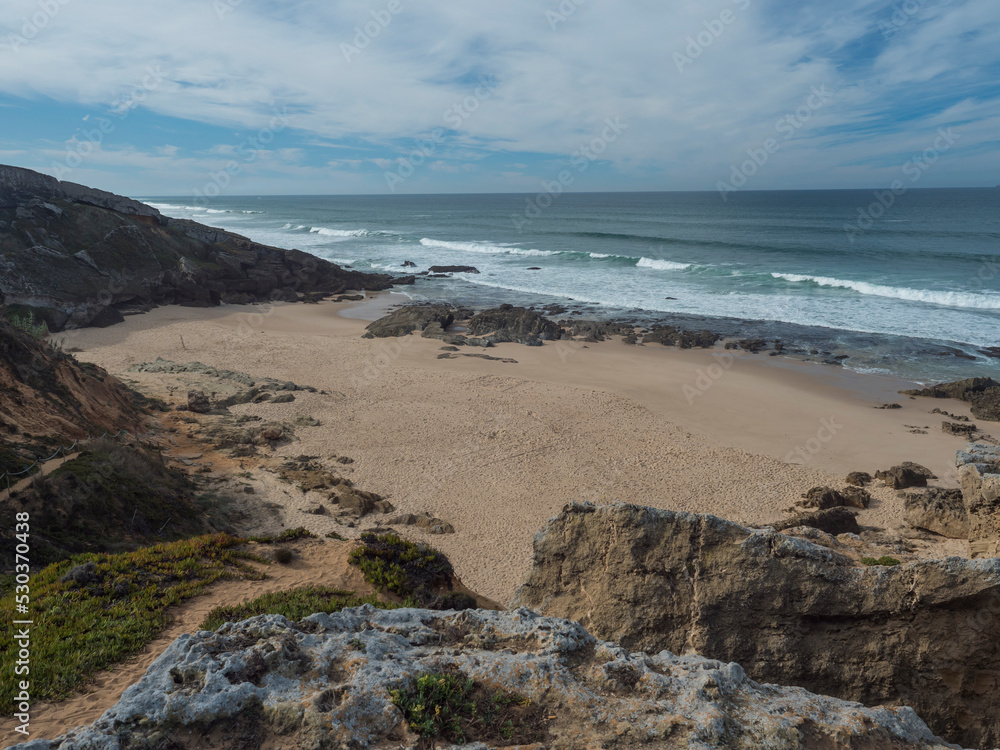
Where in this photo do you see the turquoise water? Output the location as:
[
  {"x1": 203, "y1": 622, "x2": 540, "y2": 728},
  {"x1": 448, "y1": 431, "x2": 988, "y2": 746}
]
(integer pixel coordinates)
[{"x1": 142, "y1": 189, "x2": 1000, "y2": 383}]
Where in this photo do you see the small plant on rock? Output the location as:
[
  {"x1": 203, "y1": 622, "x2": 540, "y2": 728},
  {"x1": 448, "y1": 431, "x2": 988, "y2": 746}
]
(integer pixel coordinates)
[{"x1": 861, "y1": 556, "x2": 902, "y2": 567}]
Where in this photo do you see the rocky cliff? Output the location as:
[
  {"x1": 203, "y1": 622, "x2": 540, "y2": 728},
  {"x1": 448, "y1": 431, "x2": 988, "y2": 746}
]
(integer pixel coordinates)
[
  {"x1": 512, "y1": 503, "x2": 1000, "y2": 749},
  {"x1": 958, "y1": 443, "x2": 1000, "y2": 558},
  {"x1": 0, "y1": 165, "x2": 410, "y2": 331},
  {"x1": 12, "y1": 607, "x2": 956, "y2": 750}
]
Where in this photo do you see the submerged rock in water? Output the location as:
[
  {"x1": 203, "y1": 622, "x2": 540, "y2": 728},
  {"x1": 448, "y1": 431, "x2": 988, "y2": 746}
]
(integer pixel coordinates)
[
  {"x1": 12, "y1": 607, "x2": 955, "y2": 750},
  {"x1": 512, "y1": 502, "x2": 1000, "y2": 748}
]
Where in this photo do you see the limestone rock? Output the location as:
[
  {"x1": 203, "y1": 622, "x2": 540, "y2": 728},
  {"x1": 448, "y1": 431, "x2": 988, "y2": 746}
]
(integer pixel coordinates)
[
  {"x1": 386, "y1": 512, "x2": 456, "y2": 534},
  {"x1": 846, "y1": 471, "x2": 872, "y2": 486},
  {"x1": 186, "y1": 390, "x2": 211, "y2": 414},
  {"x1": 958, "y1": 442, "x2": 1000, "y2": 558},
  {"x1": 902, "y1": 488, "x2": 969, "y2": 539},
  {"x1": 772, "y1": 507, "x2": 861, "y2": 536},
  {"x1": 512, "y1": 502, "x2": 1000, "y2": 748},
  {"x1": 875, "y1": 461, "x2": 936, "y2": 489},
  {"x1": 12, "y1": 607, "x2": 956, "y2": 750},
  {"x1": 798, "y1": 486, "x2": 849, "y2": 510}
]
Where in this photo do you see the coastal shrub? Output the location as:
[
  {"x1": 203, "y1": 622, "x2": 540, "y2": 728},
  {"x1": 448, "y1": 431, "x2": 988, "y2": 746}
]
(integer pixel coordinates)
[
  {"x1": 0, "y1": 533, "x2": 265, "y2": 711},
  {"x1": 273, "y1": 548, "x2": 294, "y2": 564},
  {"x1": 247, "y1": 527, "x2": 317, "y2": 544},
  {"x1": 2, "y1": 441, "x2": 208, "y2": 568},
  {"x1": 6, "y1": 309, "x2": 47, "y2": 339},
  {"x1": 348, "y1": 533, "x2": 454, "y2": 603},
  {"x1": 200, "y1": 586, "x2": 398, "y2": 631},
  {"x1": 861, "y1": 556, "x2": 902, "y2": 567},
  {"x1": 390, "y1": 672, "x2": 541, "y2": 745}
]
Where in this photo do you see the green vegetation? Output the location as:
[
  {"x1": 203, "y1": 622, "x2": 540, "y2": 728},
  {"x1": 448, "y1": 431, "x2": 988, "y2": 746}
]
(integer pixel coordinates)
[
  {"x1": 326, "y1": 530, "x2": 347, "y2": 541},
  {"x1": 200, "y1": 586, "x2": 398, "y2": 631},
  {"x1": 273, "y1": 548, "x2": 294, "y2": 565},
  {"x1": 5, "y1": 308, "x2": 48, "y2": 339},
  {"x1": 349, "y1": 533, "x2": 452, "y2": 599},
  {"x1": 247, "y1": 527, "x2": 317, "y2": 544},
  {"x1": 861, "y1": 556, "x2": 902, "y2": 567},
  {"x1": 0, "y1": 534, "x2": 265, "y2": 711},
  {"x1": 2, "y1": 441, "x2": 209, "y2": 568},
  {"x1": 348, "y1": 533, "x2": 479, "y2": 611},
  {"x1": 390, "y1": 672, "x2": 539, "y2": 745}
]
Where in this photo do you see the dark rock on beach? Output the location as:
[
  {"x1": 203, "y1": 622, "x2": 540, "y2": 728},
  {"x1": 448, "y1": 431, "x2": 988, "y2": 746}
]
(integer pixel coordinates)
[
  {"x1": 875, "y1": 462, "x2": 936, "y2": 489},
  {"x1": 364, "y1": 303, "x2": 456, "y2": 338},
  {"x1": 0, "y1": 165, "x2": 408, "y2": 331},
  {"x1": 902, "y1": 488, "x2": 969, "y2": 539},
  {"x1": 772, "y1": 506, "x2": 861, "y2": 536},
  {"x1": 466, "y1": 304, "x2": 561, "y2": 343},
  {"x1": 903, "y1": 377, "x2": 1000, "y2": 422}
]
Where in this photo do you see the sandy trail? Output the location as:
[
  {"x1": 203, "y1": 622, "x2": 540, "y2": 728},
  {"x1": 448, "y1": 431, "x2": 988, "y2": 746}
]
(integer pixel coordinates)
[{"x1": 1, "y1": 539, "x2": 368, "y2": 744}]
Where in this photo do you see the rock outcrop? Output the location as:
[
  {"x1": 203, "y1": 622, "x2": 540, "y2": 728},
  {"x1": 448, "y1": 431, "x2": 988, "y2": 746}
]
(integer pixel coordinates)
[
  {"x1": 875, "y1": 461, "x2": 936, "y2": 489},
  {"x1": 0, "y1": 165, "x2": 407, "y2": 331},
  {"x1": 513, "y1": 502, "x2": 1000, "y2": 748},
  {"x1": 466, "y1": 303, "x2": 562, "y2": 345},
  {"x1": 773, "y1": 506, "x2": 862, "y2": 535},
  {"x1": 13, "y1": 607, "x2": 956, "y2": 750},
  {"x1": 903, "y1": 377, "x2": 1000, "y2": 422},
  {"x1": 958, "y1": 443, "x2": 1000, "y2": 558},
  {"x1": 903, "y1": 488, "x2": 969, "y2": 539},
  {"x1": 363, "y1": 303, "x2": 457, "y2": 338}
]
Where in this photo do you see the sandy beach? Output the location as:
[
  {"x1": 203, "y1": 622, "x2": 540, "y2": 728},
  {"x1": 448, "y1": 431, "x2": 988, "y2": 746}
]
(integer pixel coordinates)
[{"x1": 53, "y1": 295, "x2": 976, "y2": 606}]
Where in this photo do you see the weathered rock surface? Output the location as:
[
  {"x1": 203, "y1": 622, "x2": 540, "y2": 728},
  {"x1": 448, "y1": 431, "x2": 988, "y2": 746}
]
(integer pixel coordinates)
[
  {"x1": 772, "y1": 506, "x2": 862, "y2": 535},
  {"x1": 386, "y1": 511, "x2": 456, "y2": 534},
  {"x1": 903, "y1": 488, "x2": 969, "y2": 539},
  {"x1": 466, "y1": 303, "x2": 561, "y2": 344},
  {"x1": 846, "y1": 471, "x2": 873, "y2": 486},
  {"x1": 904, "y1": 377, "x2": 1000, "y2": 422},
  {"x1": 513, "y1": 502, "x2": 1000, "y2": 748},
  {"x1": 958, "y1": 443, "x2": 1000, "y2": 558},
  {"x1": 427, "y1": 265, "x2": 480, "y2": 274},
  {"x1": 13, "y1": 607, "x2": 956, "y2": 750},
  {"x1": 364, "y1": 303, "x2": 457, "y2": 338},
  {"x1": 0, "y1": 165, "x2": 405, "y2": 330},
  {"x1": 875, "y1": 461, "x2": 936, "y2": 489}
]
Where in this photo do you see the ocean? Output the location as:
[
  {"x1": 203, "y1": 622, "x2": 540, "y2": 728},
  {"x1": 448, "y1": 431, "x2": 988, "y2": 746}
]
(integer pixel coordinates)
[{"x1": 141, "y1": 189, "x2": 1000, "y2": 384}]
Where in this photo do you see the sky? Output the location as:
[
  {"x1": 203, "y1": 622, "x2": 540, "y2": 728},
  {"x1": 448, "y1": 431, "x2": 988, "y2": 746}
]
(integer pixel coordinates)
[{"x1": 0, "y1": 0, "x2": 998, "y2": 197}]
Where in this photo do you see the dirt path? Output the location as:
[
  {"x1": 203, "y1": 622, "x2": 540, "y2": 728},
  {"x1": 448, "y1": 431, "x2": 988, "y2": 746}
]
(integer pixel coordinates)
[{"x1": 2, "y1": 539, "x2": 369, "y2": 746}]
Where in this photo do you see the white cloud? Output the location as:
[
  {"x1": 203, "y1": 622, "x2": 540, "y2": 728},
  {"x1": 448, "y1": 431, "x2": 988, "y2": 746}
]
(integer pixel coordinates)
[{"x1": 0, "y1": 0, "x2": 997, "y2": 190}]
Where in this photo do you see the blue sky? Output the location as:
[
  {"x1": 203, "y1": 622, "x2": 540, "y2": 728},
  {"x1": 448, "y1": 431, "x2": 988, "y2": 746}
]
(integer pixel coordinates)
[{"x1": 0, "y1": 0, "x2": 998, "y2": 197}]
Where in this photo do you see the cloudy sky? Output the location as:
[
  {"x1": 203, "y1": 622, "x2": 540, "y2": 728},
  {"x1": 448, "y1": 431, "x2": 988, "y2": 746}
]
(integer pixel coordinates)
[{"x1": 1, "y1": 0, "x2": 998, "y2": 197}]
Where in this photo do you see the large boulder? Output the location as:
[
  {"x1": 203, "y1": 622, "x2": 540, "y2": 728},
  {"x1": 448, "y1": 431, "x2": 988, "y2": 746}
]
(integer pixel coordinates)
[
  {"x1": 772, "y1": 506, "x2": 861, "y2": 536},
  {"x1": 12, "y1": 607, "x2": 955, "y2": 750},
  {"x1": 466, "y1": 304, "x2": 561, "y2": 344},
  {"x1": 363, "y1": 303, "x2": 456, "y2": 338},
  {"x1": 875, "y1": 461, "x2": 936, "y2": 489},
  {"x1": 903, "y1": 377, "x2": 1000, "y2": 422},
  {"x1": 903, "y1": 488, "x2": 969, "y2": 539},
  {"x1": 512, "y1": 502, "x2": 1000, "y2": 748},
  {"x1": 958, "y1": 443, "x2": 1000, "y2": 558}
]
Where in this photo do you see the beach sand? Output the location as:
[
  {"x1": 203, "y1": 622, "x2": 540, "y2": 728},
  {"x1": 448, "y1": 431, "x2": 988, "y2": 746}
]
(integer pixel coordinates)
[{"x1": 57, "y1": 296, "x2": 975, "y2": 605}]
